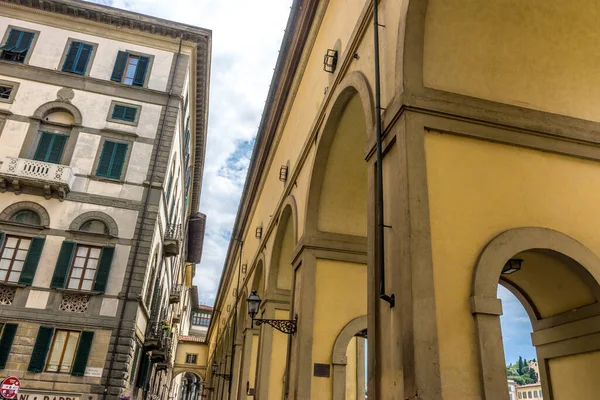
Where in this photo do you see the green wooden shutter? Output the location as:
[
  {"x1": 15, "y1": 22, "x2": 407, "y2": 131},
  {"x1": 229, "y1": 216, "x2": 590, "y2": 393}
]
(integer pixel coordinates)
[
  {"x1": 50, "y1": 241, "x2": 76, "y2": 289},
  {"x1": 108, "y1": 143, "x2": 128, "y2": 179},
  {"x1": 14, "y1": 31, "x2": 34, "y2": 53},
  {"x1": 18, "y1": 237, "x2": 45, "y2": 286},
  {"x1": 132, "y1": 56, "x2": 149, "y2": 87},
  {"x1": 73, "y1": 43, "x2": 92, "y2": 75},
  {"x1": 111, "y1": 51, "x2": 128, "y2": 82},
  {"x1": 62, "y1": 41, "x2": 79, "y2": 72},
  {"x1": 92, "y1": 246, "x2": 115, "y2": 293},
  {"x1": 46, "y1": 134, "x2": 67, "y2": 164},
  {"x1": 136, "y1": 352, "x2": 150, "y2": 389},
  {"x1": 130, "y1": 343, "x2": 140, "y2": 383},
  {"x1": 123, "y1": 107, "x2": 137, "y2": 122},
  {"x1": 33, "y1": 132, "x2": 53, "y2": 161},
  {"x1": 28, "y1": 326, "x2": 54, "y2": 373},
  {"x1": 112, "y1": 104, "x2": 126, "y2": 120},
  {"x1": 96, "y1": 141, "x2": 115, "y2": 177},
  {"x1": 0, "y1": 29, "x2": 20, "y2": 51},
  {"x1": 71, "y1": 331, "x2": 94, "y2": 376},
  {"x1": 0, "y1": 323, "x2": 18, "y2": 369}
]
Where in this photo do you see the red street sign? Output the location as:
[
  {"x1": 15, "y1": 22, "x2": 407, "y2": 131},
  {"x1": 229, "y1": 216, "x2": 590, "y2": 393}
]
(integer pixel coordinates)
[{"x1": 0, "y1": 376, "x2": 21, "y2": 399}]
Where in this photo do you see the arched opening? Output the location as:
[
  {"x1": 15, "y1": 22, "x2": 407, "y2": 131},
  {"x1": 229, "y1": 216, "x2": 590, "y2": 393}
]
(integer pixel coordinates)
[
  {"x1": 9, "y1": 209, "x2": 41, "y2": 225},
  {"x1": 332, "y1": 316, "x2": 368, "y2": 400},
  {"x1": 296, "y1": 82, "x2": 370, "y2": 398},
  {"x1": 25, "y1": 102, "x2": 82, "y2": 165},
  {"x1": 473, "y1": 228, "x2": 600, "y2": 400},
  {"x1": 79, "y1": 219, "x2": 109, "y2": 235},
  {"x1": 173, "y1": 371, "x2": 204, "y2": 400}
]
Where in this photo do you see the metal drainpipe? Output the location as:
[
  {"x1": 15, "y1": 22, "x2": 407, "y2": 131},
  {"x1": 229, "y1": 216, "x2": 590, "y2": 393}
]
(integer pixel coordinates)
[
  {"x1": 373, "y1": 0, "x2": 395, "y2": 308},
  {"x1": 102, "y1": 35, "x2": 184, "y2": 400},
  {"x1": 228, "y1": 239, "x2": 243, "y2": 395}
]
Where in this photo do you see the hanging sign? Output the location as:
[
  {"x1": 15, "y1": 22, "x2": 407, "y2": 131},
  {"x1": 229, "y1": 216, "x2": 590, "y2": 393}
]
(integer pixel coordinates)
[{"x1": 0, "y1": 376, "x2": 21, "y2": 399}]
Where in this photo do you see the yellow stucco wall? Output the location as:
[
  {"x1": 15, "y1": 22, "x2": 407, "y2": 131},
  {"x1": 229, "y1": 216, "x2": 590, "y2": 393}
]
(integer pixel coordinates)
[
  {"x1": 176, "y1": 342, "x2": 208, "y2": 366},
  {"x1": 311, "y1": 259, "x2": 367, "y2": 399},
  {"x1": 318, "y1": 95, "x2": 368, "y2": 236},
  {"x1": 276, "y1": 213, "x2": 294, "y2": 290},
  {"x1": 548, "y1": 351, "x2": 600, "y2": 399},
  {"x1": 423, "y1": 0, "x2": 600, "y2": 122},
  {"x1": 424, "y1": 131, "x2": 600, "y2": 398},
  {"x1": 248, "y1": 334, "x2": 260, "y2": 399},
  {"x1": 268, "y1": 309, "x2": 291, "y2": 400},
  {"x1": 346, "y1": 337, "x2": 358, "y2": 400}
]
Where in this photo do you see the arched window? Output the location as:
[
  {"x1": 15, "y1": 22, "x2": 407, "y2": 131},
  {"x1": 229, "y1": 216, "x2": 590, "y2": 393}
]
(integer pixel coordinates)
[
  {"x1": 79, "y1": 220, "x2": 109, "y2": 235},
  {"x1": 9, "y1": 210, "x2": 41, "y2": 225}
]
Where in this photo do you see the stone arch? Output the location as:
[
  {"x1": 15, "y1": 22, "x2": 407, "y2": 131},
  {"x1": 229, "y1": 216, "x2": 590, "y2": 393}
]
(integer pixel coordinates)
[
  {"x1": 268, "y1": 195, "x2": 298, "y2": 294},
  {"x1": 332, "y1": 315, "x2": 368, "y2": 400},
  {"x1": 305, "y1": 72, "x2": 373, "y2": 235},
  {"x1": 172, "y1": 369, "x2": 205, "y2": 381},
  {"x1": 0, "y1": 201, "x2": 50, "y2": 226},
  {"x1": 396, "y1": 0, "x2": 427, "y2": 93},
  {"x1": 33, "y1": 101, "x2": 83, "y2": 125},
  {"x1": 69, "y1": 211, "x2": 119, "y2": 236},
  {"x1": 471, "y1": 227, "x2": 600, "y2": 400},
  {"x1": 251, "y1": 259, "x2": 265, "y2": 299}
]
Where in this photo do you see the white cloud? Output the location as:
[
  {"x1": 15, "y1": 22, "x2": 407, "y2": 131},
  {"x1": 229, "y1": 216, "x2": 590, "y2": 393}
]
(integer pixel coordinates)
[{"x1": 90, "y1": 0, "x2": 293, "y2": 304}]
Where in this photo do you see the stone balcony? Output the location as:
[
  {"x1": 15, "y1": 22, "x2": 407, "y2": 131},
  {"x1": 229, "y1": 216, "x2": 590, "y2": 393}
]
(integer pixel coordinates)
[
  {"x1": 164, "y1": 223, "x2": 182, "y2": 257},
  {"x1": 0, "y1": 156, "x2": 75, "y2": 200}
]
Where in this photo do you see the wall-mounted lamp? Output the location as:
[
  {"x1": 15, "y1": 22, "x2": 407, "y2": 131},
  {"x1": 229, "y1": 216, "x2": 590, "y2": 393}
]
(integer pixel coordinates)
[
  {"x1": 247, "y1": 290, "x2": 297, "y2": 335},
  {"x1": 211, "y1": 361, "x2": 231, "y2": 381},
  {"x1": 323, "y1": 49, "x2": 338, "y2": 73},
  {"x1": 279, "y1": 165, "x2": 289, "y2": 182},
  {"x1": 502, "y1": 258, "x2": 523, "y2": 275},
  {"x1": 255, "y1": 226, "x2": 263, "y2": 239}
]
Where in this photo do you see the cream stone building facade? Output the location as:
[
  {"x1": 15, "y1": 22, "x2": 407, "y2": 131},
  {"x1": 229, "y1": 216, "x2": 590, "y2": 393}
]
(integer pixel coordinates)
[
  {"x1": 207, "y1": 1, "x2": 600, "y2": 400},
  {"x1": 0, "y1": 1, "x2": 210, "y2": 399}
]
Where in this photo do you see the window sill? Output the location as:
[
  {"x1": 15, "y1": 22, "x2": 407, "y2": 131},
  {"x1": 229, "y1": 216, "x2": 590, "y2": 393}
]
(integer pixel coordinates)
[
  {"x1": 89, "y1": 175, "x2": 125, "y2": 184},
  {"x1": 0, "y1": 220, "x2": 47, "y2": 230},
  {"x1": 55, "y1": 288, "x2": 102, "y2": 296},
  {"x1": 0, "y1": 281, "x2": 27, "y2": 288},
  {"x1": 65, "y1": 229, "x2": 116, "y2": 239}
]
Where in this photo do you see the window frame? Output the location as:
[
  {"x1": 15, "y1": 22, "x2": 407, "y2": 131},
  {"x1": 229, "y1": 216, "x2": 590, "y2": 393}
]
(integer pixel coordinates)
[
  {"x1": 0, "y1": 235, "x2": 32, "y2": 283},
  {"x1": 0, "y1": 26, "x2": 40, "y2": 65},
  {"x1": 92, "y1": 137, "x2": 133, "y2": 182},
  {"x1": 58, "y1": 38, "x2": 98, "y2": 77},
  {"x1": 114, "y1": 50, "x2": 154, "y2": 88},
  {"x1": 65, "y1": 244, "x2": 102, "y2": 291},
  {"x1": 185, "y1": 353, "x2": 198, "y2": 364},
  {"x1": 44, "y1": 329, "x2": 81, "y2": 373},
  {"x1": 107, "y1": 100, "x2": 142, "y2": 126},
  {"x1": 0, "y1": 79, "x2": 19, "y2": 104}
]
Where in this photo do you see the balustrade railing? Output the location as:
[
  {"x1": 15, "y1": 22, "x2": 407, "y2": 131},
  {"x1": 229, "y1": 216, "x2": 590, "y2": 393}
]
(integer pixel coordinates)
[{"x1": 0, "y1": 156, "x2": 75, "y2": 186}]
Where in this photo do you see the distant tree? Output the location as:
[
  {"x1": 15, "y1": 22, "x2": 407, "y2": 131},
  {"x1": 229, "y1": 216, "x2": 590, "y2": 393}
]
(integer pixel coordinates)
[
  {"x1": 518, "y1": 356, "x2": 524, "y2": 375},
  {"x1": 528, "y1": 368, "x2": 538, "y2": 383}
]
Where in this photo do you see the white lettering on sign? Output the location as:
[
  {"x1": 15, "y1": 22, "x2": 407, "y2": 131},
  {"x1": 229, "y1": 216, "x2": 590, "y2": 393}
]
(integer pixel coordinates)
[
  {"x1": 17, "y1": 390, "x2": 82, "y2": 400},
  {"x1": 84, "y1": 367, "x2": 103, "y2": 378}
]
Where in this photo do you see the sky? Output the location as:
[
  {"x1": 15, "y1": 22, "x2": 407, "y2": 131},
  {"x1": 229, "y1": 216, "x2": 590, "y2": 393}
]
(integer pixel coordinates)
[
  {"x1": 91, "y1": 0, "x2": 534, "y2": 361},
  {"x1": 498, "y1": 286, "x2": 536, "y2": 364},
  {"x1": 90, "y1": 0, "x2": 293, "y2": 305}
]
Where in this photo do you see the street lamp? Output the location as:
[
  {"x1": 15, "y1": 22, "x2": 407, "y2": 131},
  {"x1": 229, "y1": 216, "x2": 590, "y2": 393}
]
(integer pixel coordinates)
[
  {"x1": 502, "y1": 259, "x2": 523, "y2": 275},
  {"x1": 211, "y1": 361, "x2": 231, "y2": 381},
  {"x1": 246, "y1": 290, "x2": 297, "y2": 335}
]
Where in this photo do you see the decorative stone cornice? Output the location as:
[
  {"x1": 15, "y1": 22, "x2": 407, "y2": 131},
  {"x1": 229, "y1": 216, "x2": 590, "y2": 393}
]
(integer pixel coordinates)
[{"x1": 1, "y1": 0, "x2": 211, "y2": 42}]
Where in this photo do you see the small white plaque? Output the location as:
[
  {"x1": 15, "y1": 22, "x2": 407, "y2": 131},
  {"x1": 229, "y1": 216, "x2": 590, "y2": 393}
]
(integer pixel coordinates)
[{"x1": 84, "y1": 367, "x2": 103, "y2": 377}]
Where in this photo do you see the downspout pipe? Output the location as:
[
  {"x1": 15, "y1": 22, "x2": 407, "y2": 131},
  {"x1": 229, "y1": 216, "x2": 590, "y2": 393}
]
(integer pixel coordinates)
[
  {"x1": 373, "y1": 0, "x2": 394, "y2": 307},
  {"x1": 102, "y1": 35, "x2": 184, "y2": 399}
]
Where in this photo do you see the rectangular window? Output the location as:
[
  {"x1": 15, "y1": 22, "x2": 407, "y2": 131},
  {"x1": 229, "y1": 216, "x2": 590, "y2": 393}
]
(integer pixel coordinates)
[
  {"x1": 539, "y1": 390, "x2": 542, "y2": 398},
  {"x1": 33, "y1": 132, "x2": 67, "y2": 164},
  {"x1": 45, "y1": 330, "x2": 80, "y2": 373},
  {"x1": 62, "y1": 41, "x2": 93, "y2": 75},
  {"x1": 0, "y1": 236, "x2": 31, "y2": 283},
  {"x1": 528, "y1": 392, "x2": 532, "y2": 399},
  {"x1": 111, "y1": 104, "x2": 138, "y2": 123},
  {"x1": 191, "y1": 312, "x2": 211, "y2": 327},
  {"x1": 518, "y1": 393, "x2": 521, "y2": 399},
  {"x1": 533, "y1": 391, "x2": 538, "y2": 398},
  {"x1": 185, "y1": 354, "x2": 197, "y2": 364},
  {"x1": 0, "y1": 85, "x2": 12, "y2": 100},
  {"x1": 96, "y1": 140, "x2": 128, "y2": 180},
  {"x1": 0, "y1": 29, "x2": 34, "y2": 63},
  {"x1": 66, "y1": 245, "x2": 101, "y2": 291},
  {"x1": 111, "y1": 51, "x2": 150, "y2": 87}
]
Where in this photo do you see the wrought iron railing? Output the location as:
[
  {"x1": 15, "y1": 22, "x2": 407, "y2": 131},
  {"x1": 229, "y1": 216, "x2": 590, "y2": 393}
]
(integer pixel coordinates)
[{"x1": 165, "y1": 223, "x2": 182, "y2": 241}]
